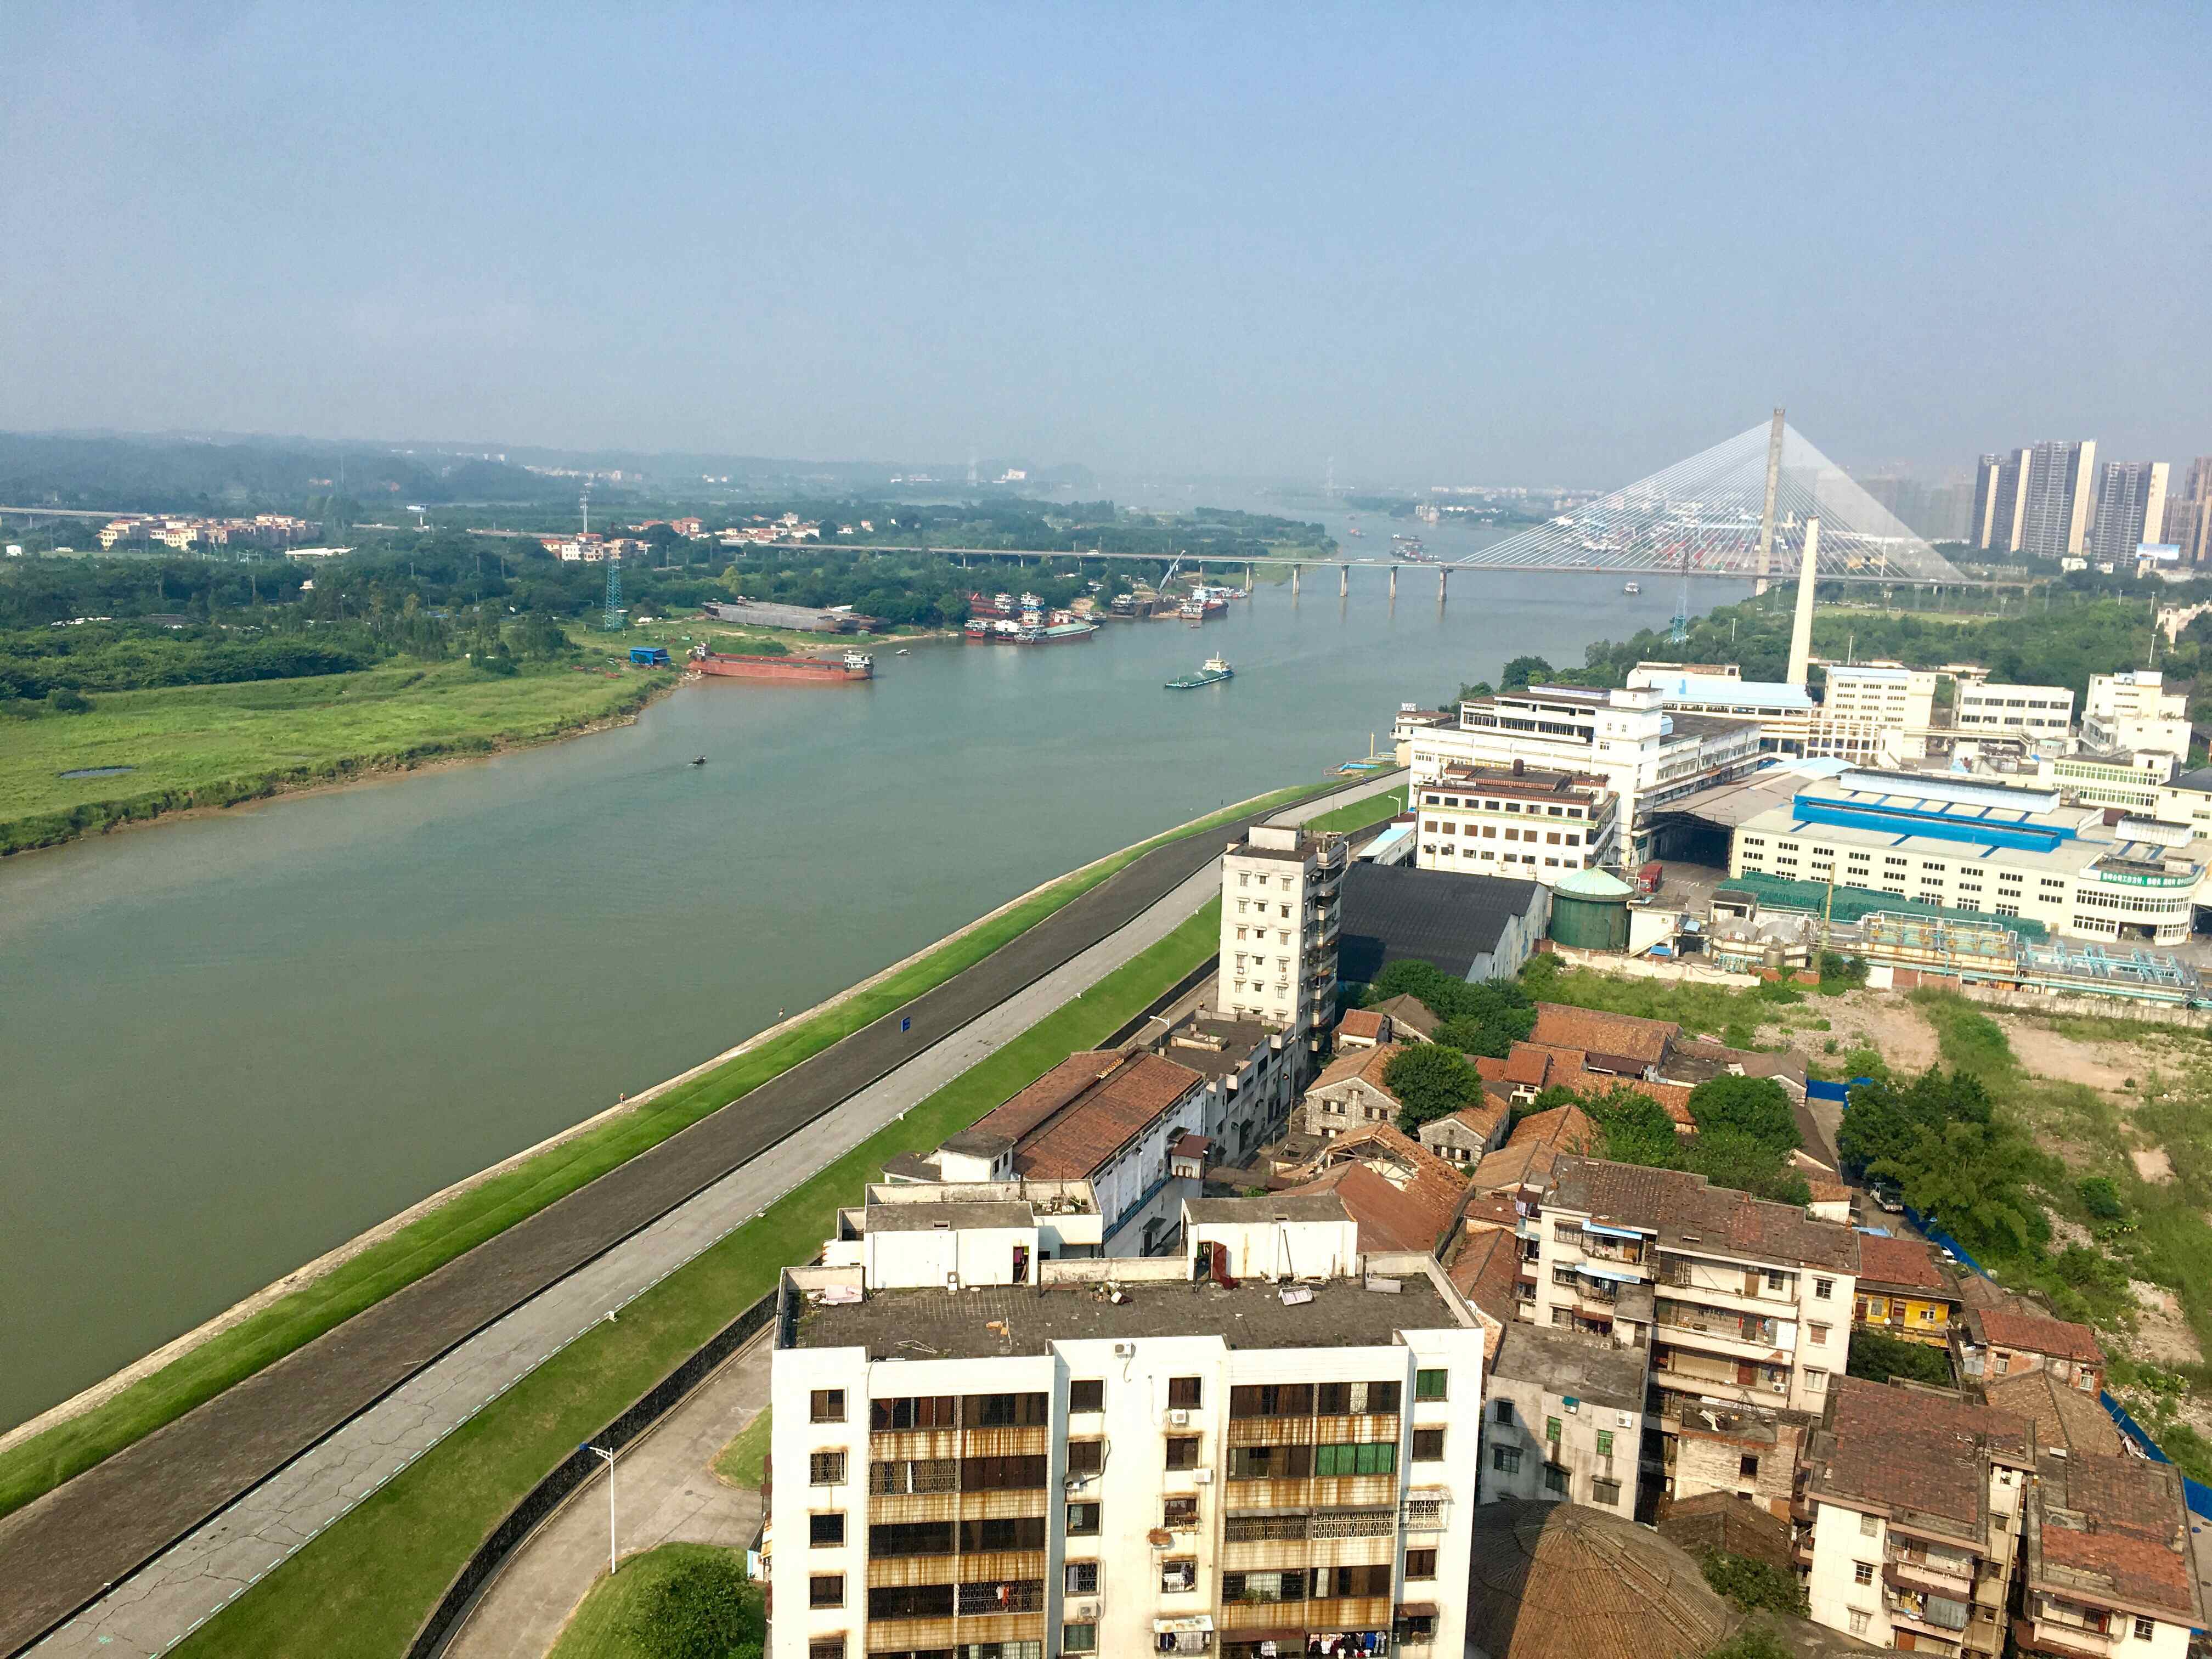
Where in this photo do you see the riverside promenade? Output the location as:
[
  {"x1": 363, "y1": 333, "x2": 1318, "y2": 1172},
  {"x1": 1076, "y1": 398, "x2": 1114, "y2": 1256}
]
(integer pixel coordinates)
[{"x1": 5, "y1": 771, "x2": 1405, "y2": 1659}]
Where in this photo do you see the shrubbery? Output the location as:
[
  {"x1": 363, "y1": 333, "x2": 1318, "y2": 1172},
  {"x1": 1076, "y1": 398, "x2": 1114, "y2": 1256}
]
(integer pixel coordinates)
[{"x1": 626, "y1": 1550, "x2": 763, "y2": 1659}]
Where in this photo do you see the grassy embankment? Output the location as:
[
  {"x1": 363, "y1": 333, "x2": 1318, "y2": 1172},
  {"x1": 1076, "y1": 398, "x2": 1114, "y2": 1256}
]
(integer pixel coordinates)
[
  {"x1": 712, "y1": 1408, "x2": 771, "y2": 1490},
  {"x1": 0, "y1": 658, "x2": 674, "y2": 855},
  {"x1": 545, "y1": 1543, "x2": 755, "y2": 1659},
  {"x1": 173, "y1": 900, "x2": 1225, "y2": 1658},
  {"x1": 0, "y1": 779, "x2": 1328, "y2": 1524},
  {"x1": 1303, "y1": 784, "x2": 1405, "y2": 833}
]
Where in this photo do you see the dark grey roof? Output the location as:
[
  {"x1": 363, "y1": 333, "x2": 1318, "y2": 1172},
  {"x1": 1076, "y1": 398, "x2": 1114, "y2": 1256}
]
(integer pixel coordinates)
[
  {"x1": 864, "y1": 1200, "x2": 1037, "y2": 1233},
  {"x1": 1338, "y1": 862, "x2": 1544, "y2": 983},
  {"x1": 1490, "y1": 1323, "x2": 1650, "y2": 1413},
  {"x1": 2170, "y1": 765, "x2": 2212, "y2": 796}
]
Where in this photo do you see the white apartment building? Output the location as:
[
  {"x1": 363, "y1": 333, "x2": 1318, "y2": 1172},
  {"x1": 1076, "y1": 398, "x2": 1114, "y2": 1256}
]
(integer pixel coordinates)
[
  {"x1": 769, "y1": 1193, "x2": 1487, "y2": 1659},
  {"x1": 1476, "y1": 1323, "x2": 1649, "y2": 1519},
  {"x1": 1728, "y1": 768, "x2": 2208, "y2": 944},
  {"x1": 1400, "y1": 685, "x2": 1762, "y2": 864},
  {"x1": 1820, "y1": 665, "x2": 1937, "y2": 757},
  {"x1": 1629, "y1": 663, "x2": 1936, "y2": 764},
  {"x1": 1220, "y1": 826, "x2": 1346, "y2": 1058},
  {"x1": 1412, "y1": 761, "x2": 1618, "y2": 883},
  {"x1": 1142, "y1": 1009, "x2": 1302, "y2": 1169},
  {"x1": 1530, "y1": 1157, "x2": 1858, "y2": 1417},
  {"x1": 2083, "y1": 670, "x2": 2191, "y2": 765},
  {"x1": 1799, "y1": 1378, "x2": 2029, "y2": 1658},
  {"x1": 1953, "y1": 681, "x2": 2074, "y2": 740}
]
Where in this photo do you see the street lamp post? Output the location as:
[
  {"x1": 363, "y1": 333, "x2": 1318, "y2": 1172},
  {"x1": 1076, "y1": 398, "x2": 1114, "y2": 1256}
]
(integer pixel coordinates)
[{"x1": 581, "y1": 1442, "x2": 617, "y2": 1577}]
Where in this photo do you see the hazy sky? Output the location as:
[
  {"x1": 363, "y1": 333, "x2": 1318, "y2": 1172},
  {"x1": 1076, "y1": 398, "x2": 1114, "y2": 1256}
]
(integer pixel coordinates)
[{"x1": 4, "y1": 2, "x2": 2207, "y2": 486}]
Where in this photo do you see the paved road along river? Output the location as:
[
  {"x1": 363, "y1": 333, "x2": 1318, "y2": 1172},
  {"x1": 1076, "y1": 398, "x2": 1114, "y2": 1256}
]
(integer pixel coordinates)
[{"x1": 0, "y1": 561, "x2": 1739, "y2": 1430}]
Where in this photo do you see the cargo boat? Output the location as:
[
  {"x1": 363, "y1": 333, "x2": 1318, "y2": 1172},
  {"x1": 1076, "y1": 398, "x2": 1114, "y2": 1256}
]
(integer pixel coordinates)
[
  {"x1": 689, "y1": 644, "x2": 873, "y2": 682},
  {"x1": 1041, "y1": 619, "x2": 1098, "y2": 642},
  {"x1": 964, "y1": 618, "x2": 1047, "y2": 644},
  {"x1": 1166, "y1": 654, "x2": 1233, "y2": 690}
]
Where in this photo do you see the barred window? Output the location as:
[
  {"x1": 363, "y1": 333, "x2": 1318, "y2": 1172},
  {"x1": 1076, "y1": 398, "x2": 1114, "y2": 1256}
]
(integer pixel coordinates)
[
  {"x1": 1064, "y1": 1561, "x2": 1100, "y2": 1595},
  {"x1": 809, "y1": 1450, "x2": 847, "y2": 1486},
  {"x1": 955, "y1": 1578, "x2": 1045, "y2": 1615},
  {"x1": 810, "y1": 1512, "x2": 845, "y2": 1547},
  {"x1": 1226, "y1": 1513, "x2": 1307, "y2": 1542},
  {"x1": 1402, "y1": 1496, "x2": 1447, "y2": 1531},
  {"x1": 1312, "y1": 1506, "x2": 1396, "y2": 1538}
]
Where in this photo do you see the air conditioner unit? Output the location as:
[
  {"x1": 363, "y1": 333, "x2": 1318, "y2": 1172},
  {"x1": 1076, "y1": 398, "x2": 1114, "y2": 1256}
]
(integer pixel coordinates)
[
  {"x1": 1169, "y1": 1408, "x2": 1192, "y2": 1427},
  {"x1": 1069, "y1": 1601, "x2": 1099, "y2": 1621},
  {"x1": 1114, "y1": 1341, "x2": 1137, "y2": 1358},
  {"x1": 1192, "y1": 1468, "x2": 1213, "y2": 1485},
  {"x1": 1771, "y1": 1380, "x2": 1787, "y2": 1393}
]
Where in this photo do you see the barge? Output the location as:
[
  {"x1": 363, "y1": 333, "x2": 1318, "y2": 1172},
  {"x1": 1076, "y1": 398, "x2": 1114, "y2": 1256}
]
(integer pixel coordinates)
[{"x1": 688, "y1": 644, "x2": 873, "y2": 682}]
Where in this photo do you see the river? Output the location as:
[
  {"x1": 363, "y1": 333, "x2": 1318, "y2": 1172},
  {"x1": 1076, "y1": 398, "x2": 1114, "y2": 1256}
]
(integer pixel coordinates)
[{"x1": 0, "y1": 541, "x2": 1742, "y2": 1430}]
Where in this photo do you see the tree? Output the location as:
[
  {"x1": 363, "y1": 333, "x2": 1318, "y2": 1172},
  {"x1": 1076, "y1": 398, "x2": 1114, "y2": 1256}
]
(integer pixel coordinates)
[
  {"x1": 628, "y1": 1550, "x2": 763, "y2": 1659},
  {"x1": 1383, "y1": 1043, "x2": 1483, "y2": 1133},
  {"x1": 1685, "y1": 1076, "x2": 1799, "y2": 1154},
  {"x1": 1848, "y1": 1328, "x2": 1953, "y2": 1386},
  {"x1": 1579, "y1": 1086, "x2": 1683, "y2": 1169},
  {"x1": 1499, "y1": 654, "x2": 1552, "y2": 690},
  {"x1": 1700, "y1": 1549, "x2": 1808, "y2": 1618},
  {"x1": 1837, "y1": 1068, "x2": 2054, "y2": 1259},
  {"x1": 1691, "y1": 1128, "x2": 1810, "y2": 1206}
]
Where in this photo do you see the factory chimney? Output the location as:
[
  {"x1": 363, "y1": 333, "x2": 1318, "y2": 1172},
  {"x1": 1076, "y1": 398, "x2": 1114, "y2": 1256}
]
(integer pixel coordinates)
[{"x1": 1787, "y1": 518, "x2": 1820, "y2": 687}]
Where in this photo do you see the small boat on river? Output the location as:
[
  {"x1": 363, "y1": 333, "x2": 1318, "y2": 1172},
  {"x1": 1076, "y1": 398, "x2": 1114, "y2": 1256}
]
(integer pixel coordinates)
[{"x1": 1166, "y1": 654, "x2": 1233, "y2": 690}]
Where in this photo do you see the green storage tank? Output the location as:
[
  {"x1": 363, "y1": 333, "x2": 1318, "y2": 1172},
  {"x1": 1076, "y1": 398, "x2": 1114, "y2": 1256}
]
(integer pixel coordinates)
[{"x1": 1549, "y1": 866, "x2": 1634, "y2": 951}]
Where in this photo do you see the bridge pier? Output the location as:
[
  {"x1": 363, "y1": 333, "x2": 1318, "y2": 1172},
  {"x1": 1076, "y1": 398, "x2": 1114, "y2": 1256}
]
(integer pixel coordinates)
[
  {"x1": 1244, "y1": 563, "x2": 1252, "y2": 590},
  {"x1": 1389, "y1": 565, "x2": 1397, "y2": 601},
  {"x1": 1438, "y1": 567, "x2": 1448, "y2": 602},
  {"x1": 1291, "y1": 565, "x2": 1301, "y2": 596},
  {"x1": 1339, "y1": 564, "x2": 1348, "y2": 598}
]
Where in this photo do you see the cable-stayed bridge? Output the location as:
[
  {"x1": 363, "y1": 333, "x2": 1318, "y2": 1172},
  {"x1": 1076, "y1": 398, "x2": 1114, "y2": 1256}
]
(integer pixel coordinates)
[{"x1": 1448, "y1": 417, "x2": 1964, "y2": 583}]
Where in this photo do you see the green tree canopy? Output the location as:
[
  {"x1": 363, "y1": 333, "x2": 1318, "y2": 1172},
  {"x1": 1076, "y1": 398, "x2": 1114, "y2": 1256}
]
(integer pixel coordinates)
[
  {"x1": 1686, "y1": 1075, "x2": 1800, "y2": 1154},
  {"x1": 1383, "y1": 1043, "x2": 1483, "y2": 1133},
  {"x1": 627, "y1": 1550, "x2": 763, "y2": 1659}
]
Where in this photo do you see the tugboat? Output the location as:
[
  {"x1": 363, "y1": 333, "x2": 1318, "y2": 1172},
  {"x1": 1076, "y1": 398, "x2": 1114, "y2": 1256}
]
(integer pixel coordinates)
[{"x1": 1165, "y1": 654, "x2": 1234, "y2": 690}]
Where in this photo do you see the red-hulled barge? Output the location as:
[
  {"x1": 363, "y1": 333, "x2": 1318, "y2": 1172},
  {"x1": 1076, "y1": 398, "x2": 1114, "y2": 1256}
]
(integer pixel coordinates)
[{"x1": 687, "y1": 645, "x2": 873, "y2": 683}]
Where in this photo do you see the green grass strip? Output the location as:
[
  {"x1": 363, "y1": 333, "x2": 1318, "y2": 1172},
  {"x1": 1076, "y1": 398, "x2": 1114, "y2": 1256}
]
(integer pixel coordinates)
[
  {"x1": 1303, "y1": 783, "x2": 1404, "y2": 833},
  {"x1": 0, "y1": 780, "x2": 1324, "y2": 1522},
  {"x1": 711, "y1": 1407, "x2": 771, "y2": 1492},
  {"x1": 173, "y1": 901, "x2": 1223, "y2": 1658}
]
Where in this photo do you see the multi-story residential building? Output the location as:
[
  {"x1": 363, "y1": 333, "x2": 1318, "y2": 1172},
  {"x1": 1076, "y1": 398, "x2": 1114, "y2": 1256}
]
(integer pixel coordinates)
[
  {"x1": 1968, "y1": 450, "x2": 2034, "y2": 552},
  {"x1": 1412, "y1": 761, "x2": 1618, "y2": 882},
  {"x1": 1850, "y1": 1234, "x2": 1961, "y2": 1350},
  {"x1": 1401, "y1": 685, "x2": 1762, "y2": 864},
  {"x1": 1666, "y1": 1401, "x2": 1811, "y2": 1520},
  {"x1": 1220, "y1": 825, "x2": 1346, "y2": 1060},
  {"x1": 2085, "y1": 461, "x2": 2171, "y2": 566},
  {"x1": 2165, "y1": 491, "x2": 2212, "y2": 566},
  {"x1": 1729, "y1": 768, "x2": 2208, "y2": 944},
  {"x1": 1797, "y1": 1379, "x2": 2031, "y2": 1656},
  {"x1": 1822, "y1": 664, "x2": 1936, "y2": 734},
  {"x1": 767, "y1": 1193, "x2": 1487, "y2": 1659},
  {"x1": 2081, "y1": 670, "x2": 2191, "y2": 765},
  {"x1": 889, "y1": 1048, "x2": 1211, "y2": 1257},
  {"x1": 1953, "y1": 1306, "x2": 2104, "y2": 1395},
  {"x1": 2018, "y1": 440, "x2": 2098, "y2": 561},
  {"x1": 1477, "y1": 1324, "x2": 1649, "y2": 1519},
  {"x1": 1951, "y1": 680, "x2": 2074, "y2": 741},
  {"x1": 2016, "y1": 1452, "x2": 2203, "y2": 1659},
  {"x1": 1137, "y1": 1008, "x2": 1300, "y2": 1170},
  {"x1": 1531, "y1": 1157, "x2": 1858, "y2": 1416}
]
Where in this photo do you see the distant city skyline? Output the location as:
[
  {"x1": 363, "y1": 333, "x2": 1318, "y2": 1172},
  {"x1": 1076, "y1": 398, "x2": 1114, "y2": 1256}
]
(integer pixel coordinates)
[{"x1": 3, "y1": 4, "x2": 2208, "y2": 484}]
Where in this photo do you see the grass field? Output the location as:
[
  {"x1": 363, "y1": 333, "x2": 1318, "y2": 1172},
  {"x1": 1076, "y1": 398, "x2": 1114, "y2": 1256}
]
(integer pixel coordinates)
[
  {"x1": 0, "y1": 658, "x2": 670, "y2": 854},
  {"x1": 1304, "y1": 783, "x2": 1405, "y2": 833},
  {"x1": 544, "y1": 1543, "x2": 758, "y2": 1659},
  {"x1": 712, "y1": 1408, "x2": 770, "y2": 1490},
  {"x1": 0, "y1": 778, "x2": 1326, "y2": 1523},
  {"x1": 172, "y1": 902, "x2": 1224, "y2": 1658}
]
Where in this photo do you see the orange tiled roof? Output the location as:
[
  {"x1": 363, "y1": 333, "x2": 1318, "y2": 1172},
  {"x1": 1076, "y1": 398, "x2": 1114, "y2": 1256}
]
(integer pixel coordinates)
[
  {"x1": 973, "y1": 1049, "x2": 1204, "y2": 1180},
  {"x1": 1530, "y1": 1003, "x2": 1678, "y2": 1066},
  {"x1": 1285, "y1": 1124, "x2": 1470, "y2": 1253},
  {"x1": 1308, "y1": 1040, "x2": 1407, "y2": 1100},
  {"x1": 1339, "y1": 1008, "x2": 1386, "y2": 1041},
  {"x1": 1854, "y1": 1233, "x2": 1950, "y2": 1295},
  {"x1": 1976, "y1": 1307, "x2": 2104, "y2": 1368}
]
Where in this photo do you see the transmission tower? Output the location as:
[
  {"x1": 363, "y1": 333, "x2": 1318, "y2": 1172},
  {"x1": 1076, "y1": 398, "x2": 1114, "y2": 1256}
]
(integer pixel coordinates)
[{"x1": 602, "y1": 551, "x2": 623, "y2": 631}]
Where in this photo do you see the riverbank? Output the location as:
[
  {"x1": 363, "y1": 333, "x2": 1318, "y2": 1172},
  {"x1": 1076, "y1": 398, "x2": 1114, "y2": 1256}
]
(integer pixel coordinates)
[
  {"x1": 0, "y1": 657, "x2": 680, "y2": 856},
  {"x1": 0, "y1": 773, "x2": 1350, "y2": 1532}
]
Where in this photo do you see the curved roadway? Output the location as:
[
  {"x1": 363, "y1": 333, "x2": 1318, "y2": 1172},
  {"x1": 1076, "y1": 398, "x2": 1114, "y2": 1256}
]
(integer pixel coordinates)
[{"x1": 1, "y1": 771, "x2": 1406, "y2": 1657}]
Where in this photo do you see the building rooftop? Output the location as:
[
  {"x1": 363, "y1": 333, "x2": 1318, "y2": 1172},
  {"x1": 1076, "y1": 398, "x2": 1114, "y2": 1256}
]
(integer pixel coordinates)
[
  {"x1": 1182, "y1": 1193, "x2": 1351, "y2": 1226},
  {"x1": 1852, "y1": 1233, "x2": 1952, "y2": 1295},
  {"x1": 1471, "y1": 1104, "x2": 1601, "y2": 1192},
  {"x1": 2029, "y1": 1453, "x2": 2200, "y2": 1623},
  {"x1": 1460, "y1": 1501, "x2": 1736, "y2": 1659},
  {"x1": 1338, "y1": 1007, "x2": 1387, "y2": 1042},
  {"x1": 1970, "y1": 1306, "x2": 2104, "y2": 1368},
  {"x1": 1155, "y1": 1013, "x2": 1273, "y2": 1081},
  {"x1": 1547, "y1": 1157, "x2": 1860, "y2": 1271},
  {"x1": 1447, "y1": 1224, "x2": 1525, "y2": 1325},
  {"x1": 862, "y1": 1200, "x2": 1039, "y2": 1234},
  {"x1": 1477, "y1": 1041, "x2": 1694, "y2": 1126},
  {"x1": 1982, "y1": 1369, "x2": 2123, "y2": 1457},
  {"x1": 1308, "y1": 1040, "x2": 1405, "y2": 1099},
  {"x1": 789, "y1": 1271, "x2": 1463, "y2": 1357},
  {"x1": 969, "y1": 1049, "x2": 1203, "y2": 1181},
  {"x1": 1530, "y1": 1003, "x2": 1678, "y2": 1067},
  {"x1": 1364, "y1": 994, "x2": 1439, "y2": 1039},
  {"x1": 1338, "y1": 863, "x2": 1545, "y2": 983},
  {"x1": 1227, "y1": 827, "x2": 1342, "y2": 864},
  {"x1": 1282, "y1": 1125, "x2": 1471, "y2": 1255},
  {"x1": 1807, "y1": 1378, "x2": 2029, "y2": 1536},
  {"x1": 1489, "y1": 1322, "x2": 1648, "y2": 1413},
  {"x1": 1436, "y1": 762, "x2": 1613, "y2": 801}
]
